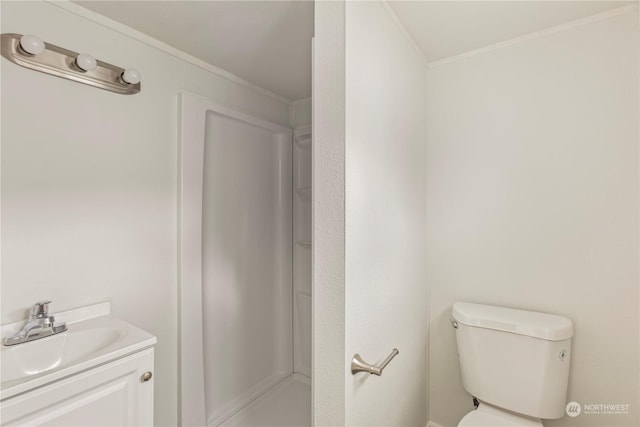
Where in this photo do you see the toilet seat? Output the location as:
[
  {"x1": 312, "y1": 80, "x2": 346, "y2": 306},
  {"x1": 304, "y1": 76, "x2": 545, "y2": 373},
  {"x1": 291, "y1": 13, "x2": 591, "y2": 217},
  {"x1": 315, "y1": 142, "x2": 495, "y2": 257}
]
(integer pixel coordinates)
[{"x1": 458, "y1": 403, "x2": 544, "y2": 427}]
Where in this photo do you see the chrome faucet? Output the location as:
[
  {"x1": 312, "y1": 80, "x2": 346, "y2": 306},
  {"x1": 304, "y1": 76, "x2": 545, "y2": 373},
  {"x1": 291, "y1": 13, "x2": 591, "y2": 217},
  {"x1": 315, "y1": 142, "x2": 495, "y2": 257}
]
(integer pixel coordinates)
[{"x1": 3, "y1": 300, "x2": 67, "y2": 346}]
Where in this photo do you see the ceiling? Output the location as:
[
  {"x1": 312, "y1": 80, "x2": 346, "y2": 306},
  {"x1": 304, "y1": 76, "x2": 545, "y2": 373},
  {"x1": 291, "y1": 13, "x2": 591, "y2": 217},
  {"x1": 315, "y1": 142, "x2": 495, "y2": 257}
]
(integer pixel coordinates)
[
  {"x1": 75, "y1": 0, "x2": 314, "y2": 101},
  {"x1": 388, "y1": 1, "x2": 635, "y2": 62},
  {"x1": 74, "y1": 1, "x2": 634, "y2": 102}
]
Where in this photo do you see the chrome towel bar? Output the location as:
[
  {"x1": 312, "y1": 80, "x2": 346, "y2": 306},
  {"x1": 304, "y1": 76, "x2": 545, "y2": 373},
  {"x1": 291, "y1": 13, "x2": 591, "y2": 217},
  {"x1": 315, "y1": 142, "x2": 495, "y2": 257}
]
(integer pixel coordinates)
[{"x1": 351, "y1": 348, "x2": 399, "y2": 376}]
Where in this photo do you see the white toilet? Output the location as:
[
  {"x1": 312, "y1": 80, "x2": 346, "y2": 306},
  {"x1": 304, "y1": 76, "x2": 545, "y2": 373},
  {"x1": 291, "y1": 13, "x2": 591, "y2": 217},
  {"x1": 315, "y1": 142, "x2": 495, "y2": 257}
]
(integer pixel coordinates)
[{"x1": 451, "y1": 302, "x2": 574, "y2": 427}]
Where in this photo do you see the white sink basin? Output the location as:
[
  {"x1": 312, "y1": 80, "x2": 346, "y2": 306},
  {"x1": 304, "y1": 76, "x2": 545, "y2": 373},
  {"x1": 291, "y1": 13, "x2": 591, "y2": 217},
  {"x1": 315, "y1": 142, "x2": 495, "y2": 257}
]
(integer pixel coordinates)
[
  {"x1": 1, "y1": 302, "x2": 156, "y2": 400},
  {"x1": 2, "y1": 327, "x2": 124, "y2": 382}
]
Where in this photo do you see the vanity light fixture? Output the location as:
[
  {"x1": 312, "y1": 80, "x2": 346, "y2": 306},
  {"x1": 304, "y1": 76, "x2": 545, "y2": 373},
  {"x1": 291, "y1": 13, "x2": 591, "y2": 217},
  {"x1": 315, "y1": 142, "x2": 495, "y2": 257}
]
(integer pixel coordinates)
[{"x1": 1, "y1": 33, "x2": 141, "y2": 95}]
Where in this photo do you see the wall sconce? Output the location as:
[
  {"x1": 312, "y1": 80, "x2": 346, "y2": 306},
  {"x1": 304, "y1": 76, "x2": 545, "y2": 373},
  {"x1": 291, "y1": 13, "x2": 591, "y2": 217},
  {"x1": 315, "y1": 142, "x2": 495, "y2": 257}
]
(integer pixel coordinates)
[{"x1": 1, "y1": 33, "x2": 141, "y2": 95}]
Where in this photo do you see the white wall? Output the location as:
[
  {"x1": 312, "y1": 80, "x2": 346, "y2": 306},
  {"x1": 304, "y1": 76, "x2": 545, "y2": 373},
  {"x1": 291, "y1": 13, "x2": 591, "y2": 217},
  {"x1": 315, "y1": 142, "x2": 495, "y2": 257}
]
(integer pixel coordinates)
[
  {"x1": 344, "y1": 2, "x2": 428, "y2": 426},
  {"x1": 0, "y1": 2, "x2": 290, "y2": 425},
  {"x1": 313, "y1": 2, "x2": 429, "y2": 424},
  {"x1": 314, "y1": 2, "x2": 428, "y2": 424},
  {"x1": 427, "y1": 8, "x2": 639, "y2": 427},
  {"x1": 312, "y1": 1, "x2": 346, "y2": 425}
]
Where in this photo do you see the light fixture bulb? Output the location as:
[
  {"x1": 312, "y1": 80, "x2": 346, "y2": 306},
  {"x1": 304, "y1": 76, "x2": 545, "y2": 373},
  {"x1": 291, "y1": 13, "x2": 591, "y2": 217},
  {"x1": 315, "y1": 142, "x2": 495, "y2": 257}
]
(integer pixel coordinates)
[
  {"x1": 75, "y1": 53, "x2": 97, "y2": 72},
  {"x1": 121, "y1": 68, "x2": 140, "y2": 85},
  {"x1": 19, "y1": 34, "x2": 45, "y2": 56}
]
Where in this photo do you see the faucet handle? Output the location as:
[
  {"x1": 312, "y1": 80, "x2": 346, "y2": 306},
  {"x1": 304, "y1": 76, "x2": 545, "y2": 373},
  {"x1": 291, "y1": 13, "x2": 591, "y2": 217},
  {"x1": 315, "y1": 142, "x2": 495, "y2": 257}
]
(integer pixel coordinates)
[{"x1": 30, "y1": 300, "x2": 51, "y2": 319}]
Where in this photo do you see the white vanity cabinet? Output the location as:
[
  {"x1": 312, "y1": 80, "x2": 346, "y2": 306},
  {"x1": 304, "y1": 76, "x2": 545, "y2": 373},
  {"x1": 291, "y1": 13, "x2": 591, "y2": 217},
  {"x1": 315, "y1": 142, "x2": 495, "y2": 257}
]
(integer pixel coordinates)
[
  {"x1": 1, "y1": 348, "x2": 154, "y2": 426},
  {"x1": 1, "y1": 302, "x2": 157, "y2": 427}
]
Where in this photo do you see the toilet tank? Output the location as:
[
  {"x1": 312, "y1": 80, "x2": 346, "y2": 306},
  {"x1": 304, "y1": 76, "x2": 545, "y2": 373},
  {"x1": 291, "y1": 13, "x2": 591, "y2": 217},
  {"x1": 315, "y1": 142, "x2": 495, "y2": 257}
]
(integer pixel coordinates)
[{"x1": 452, "y1": 302, "x2": 573, "y2": 420}]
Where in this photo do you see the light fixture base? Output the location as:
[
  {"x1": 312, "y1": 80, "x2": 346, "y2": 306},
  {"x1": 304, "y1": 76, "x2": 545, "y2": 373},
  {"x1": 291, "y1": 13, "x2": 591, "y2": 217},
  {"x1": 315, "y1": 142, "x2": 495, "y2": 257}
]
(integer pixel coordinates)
[{"x1": 1, "y1": 33, "x2": 140, "y2": 95}]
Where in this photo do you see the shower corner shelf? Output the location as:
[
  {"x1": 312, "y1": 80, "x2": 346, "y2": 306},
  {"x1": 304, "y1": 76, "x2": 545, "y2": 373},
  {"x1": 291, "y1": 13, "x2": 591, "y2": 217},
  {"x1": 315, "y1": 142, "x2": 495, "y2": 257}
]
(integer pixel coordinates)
[
  {"x1": 294, "y1": 137, "x2": 312, "y2": 149},
  {"x1": 296, "y1": 187, "x2": 312, "y2": 198},
  {"x1": 294, "y1": 127, "x2": 312, "y2": 149},
  {"x1": 296, "y1": 240, "x2": 312, "y2": 247}
]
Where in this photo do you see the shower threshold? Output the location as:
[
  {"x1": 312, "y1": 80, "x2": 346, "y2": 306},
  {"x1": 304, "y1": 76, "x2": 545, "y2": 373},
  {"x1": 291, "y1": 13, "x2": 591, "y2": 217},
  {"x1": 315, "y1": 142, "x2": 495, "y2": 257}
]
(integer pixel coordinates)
[{"x1": 218, "y1": 373, "x2": 311, "y2": 427}]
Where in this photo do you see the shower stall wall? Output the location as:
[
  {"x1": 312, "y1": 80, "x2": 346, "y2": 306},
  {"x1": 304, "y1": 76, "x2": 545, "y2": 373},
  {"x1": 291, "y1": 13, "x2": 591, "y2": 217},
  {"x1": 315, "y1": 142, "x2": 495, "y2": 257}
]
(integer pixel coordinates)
[{"x1": 179, "y1": 92, "x2": 310, "y2": 427}]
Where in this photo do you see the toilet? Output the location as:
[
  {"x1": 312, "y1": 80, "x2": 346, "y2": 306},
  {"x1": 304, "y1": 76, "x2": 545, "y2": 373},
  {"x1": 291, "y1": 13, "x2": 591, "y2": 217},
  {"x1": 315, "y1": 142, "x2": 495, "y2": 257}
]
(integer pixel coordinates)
[{"x1": 451, "y1": 302, "x2": 574, "y2": 426}]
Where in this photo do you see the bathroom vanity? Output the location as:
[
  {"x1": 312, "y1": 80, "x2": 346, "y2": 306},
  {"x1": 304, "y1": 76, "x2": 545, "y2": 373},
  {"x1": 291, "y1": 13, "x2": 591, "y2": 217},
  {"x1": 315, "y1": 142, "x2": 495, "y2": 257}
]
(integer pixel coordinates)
[{"x1": 0, "y1": 302, "x2": 156, "y2": 426}]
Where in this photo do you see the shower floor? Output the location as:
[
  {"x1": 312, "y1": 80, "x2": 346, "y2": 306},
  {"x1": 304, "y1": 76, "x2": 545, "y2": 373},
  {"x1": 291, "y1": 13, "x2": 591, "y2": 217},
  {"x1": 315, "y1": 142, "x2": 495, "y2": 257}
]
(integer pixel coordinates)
[{"x1": 219, "y1": 373, "x2": 311, "y2": 427}]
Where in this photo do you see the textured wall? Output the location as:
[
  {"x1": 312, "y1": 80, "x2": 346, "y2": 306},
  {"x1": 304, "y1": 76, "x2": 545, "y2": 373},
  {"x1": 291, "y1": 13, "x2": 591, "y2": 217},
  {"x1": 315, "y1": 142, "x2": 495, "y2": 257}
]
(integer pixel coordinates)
[
  {"x1": 312, "y1": 1, "x2": 346, "y2": 425},
  {"x1": 427, "y1": 9, "x2": 639, "y2": 427}
]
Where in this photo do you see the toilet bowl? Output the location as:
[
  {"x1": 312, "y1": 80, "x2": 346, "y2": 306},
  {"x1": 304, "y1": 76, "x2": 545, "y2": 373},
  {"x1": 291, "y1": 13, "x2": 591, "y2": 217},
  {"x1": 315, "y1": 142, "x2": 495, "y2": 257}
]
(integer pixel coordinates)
[
  {"x1": 458, "y1": 403, "x2": 543, "y2": 427},
  {"x1": 451, "y1": 302, "x2": 573, "y2": 427}
]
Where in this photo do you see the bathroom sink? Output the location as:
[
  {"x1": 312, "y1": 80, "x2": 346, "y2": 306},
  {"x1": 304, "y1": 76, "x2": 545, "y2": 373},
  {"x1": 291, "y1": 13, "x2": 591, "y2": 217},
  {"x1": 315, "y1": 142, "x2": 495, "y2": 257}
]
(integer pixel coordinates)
[
  {"x1": 0, "y1": 302, "x2": 156, "y2": 400},
  {"x1": 1, "y1": 327, "x2": 124, "y2": 383}
]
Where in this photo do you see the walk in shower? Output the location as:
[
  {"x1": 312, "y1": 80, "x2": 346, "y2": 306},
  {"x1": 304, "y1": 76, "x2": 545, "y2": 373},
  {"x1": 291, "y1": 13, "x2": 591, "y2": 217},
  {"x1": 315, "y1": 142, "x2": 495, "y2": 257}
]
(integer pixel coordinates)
[{"x1": 179, "y1": 92, "x2": 311, "y2": 427}]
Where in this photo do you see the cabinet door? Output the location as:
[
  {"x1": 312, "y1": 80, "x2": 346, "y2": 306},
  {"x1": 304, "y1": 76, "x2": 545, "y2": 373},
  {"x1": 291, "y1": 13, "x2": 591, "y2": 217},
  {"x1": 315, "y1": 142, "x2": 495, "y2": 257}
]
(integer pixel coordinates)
[{"x1": 1, "y1": 349, "x2": 154, "y2": 426}]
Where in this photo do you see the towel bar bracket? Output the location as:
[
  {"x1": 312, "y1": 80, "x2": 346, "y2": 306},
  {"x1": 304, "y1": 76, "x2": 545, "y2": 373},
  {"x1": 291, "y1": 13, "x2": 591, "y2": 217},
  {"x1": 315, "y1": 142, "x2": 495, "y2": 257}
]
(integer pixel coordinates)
[{"x1": 351, "y1": 348, "x2": 399, "y2": 376}]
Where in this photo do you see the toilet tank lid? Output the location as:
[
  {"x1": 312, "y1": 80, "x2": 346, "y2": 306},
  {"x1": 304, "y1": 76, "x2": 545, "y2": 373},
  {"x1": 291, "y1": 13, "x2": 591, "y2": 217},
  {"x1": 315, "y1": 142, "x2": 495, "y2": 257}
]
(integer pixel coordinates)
[{"x1": 452, "y1": 302, "x2": 573, "y2": 341}]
